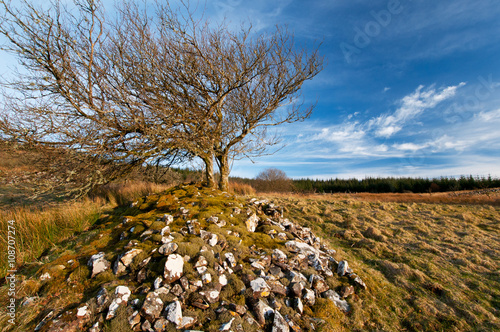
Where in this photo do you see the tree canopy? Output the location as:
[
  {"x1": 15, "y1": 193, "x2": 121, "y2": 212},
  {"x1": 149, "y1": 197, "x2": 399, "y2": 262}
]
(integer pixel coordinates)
[{"x1": 0, "y1": 0, "x2": 323, "y2": 193}]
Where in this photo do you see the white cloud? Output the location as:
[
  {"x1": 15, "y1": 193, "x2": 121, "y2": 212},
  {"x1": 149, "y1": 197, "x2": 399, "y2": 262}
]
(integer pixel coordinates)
[
  {"x1": 369, "y1": 82, "x2": 466, "y2": 138},
  {"x1": 476, "y1": 108, "x2": 500, "y2": 122},
  {"x1": 311, "y1": 122, "x2": 365, "y2": 143},
  {"x1": 393, "y1": 142, "x2": 428, "y2": 151}
]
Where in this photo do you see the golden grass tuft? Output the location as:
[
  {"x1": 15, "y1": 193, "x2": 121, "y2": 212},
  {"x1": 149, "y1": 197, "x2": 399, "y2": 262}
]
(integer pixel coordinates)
[
  {"x1": 0, "y1": 198, "x2": 103, "y2": 279},
  {"x1": 228, "y1": 181, "x2": 256, "y2": 196}
]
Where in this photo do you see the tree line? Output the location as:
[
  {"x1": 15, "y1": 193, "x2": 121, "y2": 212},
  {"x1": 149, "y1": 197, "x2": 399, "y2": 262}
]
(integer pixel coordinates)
[
  {"x1": 230, "y1": 169, "x2": 500, "y2": 193},
  {"x1": 291, "y1": 175, "x2": 500, "y2": 193}
]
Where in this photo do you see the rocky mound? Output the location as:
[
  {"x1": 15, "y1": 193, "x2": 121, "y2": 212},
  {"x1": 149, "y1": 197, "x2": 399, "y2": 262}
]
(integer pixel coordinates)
[{"x1": 17, "y1": 185, "x2": 367, "y2": 331}]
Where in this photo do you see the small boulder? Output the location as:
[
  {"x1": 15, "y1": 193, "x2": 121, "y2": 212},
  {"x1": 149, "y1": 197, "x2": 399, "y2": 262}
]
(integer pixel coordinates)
[
  {"x1": 246, "y1": 213, "x2": 260, "y2": 232},
  {"x1": 159, "y1": 242, "x2": 178, "y2": 255},
  {"x1": 250, "y1": 278, "x2": 271, "y2": 297},
  {"x1": 164, "y1": 254, "x2": 184, "y2": 283},
  {"x1": 87, "y1": 252, "x2": 110, "y2": 278},
  {"x1": 323, "y1": 290, "x2": 351, "y2": 313},
  {"x1": 164, "y1": 300, "x2": 183, "y2": 326}
]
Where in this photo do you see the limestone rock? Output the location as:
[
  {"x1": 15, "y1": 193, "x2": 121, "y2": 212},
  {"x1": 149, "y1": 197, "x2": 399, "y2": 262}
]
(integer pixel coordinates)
[
  {"x1": 128, "y1": 310, "x2": 141, "y2": 327},
  {"x1": 251, "y1": 299, "x2": 274, "y2": 326},
  {"x1": 250, "y1": 278, "x2": 271, "y2": 297},
  {"x1": 339, "y1": 285, "x2": 355, "y2": 299},
  {"x1": 199, "y1": 289, "x2": 220, "y2": 304},
  {"x1": 106, "y1": 286, "x2": 131, "y2": 320},
  {"x1": 337, "y1": 260, "x2": 349, "y2": 276},
  {"x1": 201, "y1": 230, "x2": 219, "y2": 246},
  {"x1": 285, "y1": 241, "x2": 320, "y2": 257},
  {"x1": 140, "y1": 291, "x2": 164, "y2": 322},
  {"x1": 164, "y1": 300, "x2": 183, "y2": 326},
  {"x1": 310, "y1": 274, "x2": 329, "y2": 293},
  {"x1": 153, "y1": 317, "x2": 169, "y2": 331},
  {"x1": 161, "y1": 214, "x2": 174, "y2": 224},
  {"x1": 323, "y1": 290, "x2": 351, "y2": 313},
  {"x1": 272, "y1": 249, "x2": 288, "y2": 263},
  {"x1": 225, "y1": 253, "x2": 237, "y2": 268},
  {"x1": 268, "y1": 280, "x2": 288, "y2": 297},
  {"x1": 220, "y1": 317, "x2": 235, "y2": 331},
  {"x1": 178, "y1": 316, "x2": 197, "y2": 329},
  {"x1": 272, "y1": 310, "x2": 290, "y2": 332},
  {"x1": 87, "y1": 252, "x2": 110, "y2": 278},
  {"x1": 159, "y1": 242, "x2": 178, "y2": 255},
  {"x1": 303, "y1": 288, "x2": 316, "y2": 306},
  {"x1": 164, "y1": 254, "x2": 184, "y2": 283},
  {"x1": 120, "y1": 248, "x2": 143, "y2": 266},
  {"x1": 246, "y1": 213, "x2": 259, "y2": 232},
  {"x1": 294, "y1": 297, "x2": 304, "y2": 314}
]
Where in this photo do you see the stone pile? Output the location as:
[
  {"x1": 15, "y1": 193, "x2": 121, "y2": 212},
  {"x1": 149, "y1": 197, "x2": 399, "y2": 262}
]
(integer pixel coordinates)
[{"x1": 29, "y1": 186, "x2": 367, "y2": 331}]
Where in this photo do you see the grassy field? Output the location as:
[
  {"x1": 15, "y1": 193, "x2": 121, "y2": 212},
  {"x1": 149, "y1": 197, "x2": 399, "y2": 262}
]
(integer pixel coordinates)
[
  {"x1": 1, "y1": 143, "x2": 499, "y2": 331},
  {"x1": 263, "y1": 191, "x2": 500, "y2": 331}
]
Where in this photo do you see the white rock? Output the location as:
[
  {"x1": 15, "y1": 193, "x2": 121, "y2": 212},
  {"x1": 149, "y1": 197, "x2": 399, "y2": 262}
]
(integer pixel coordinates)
[
  {"x1": 272, "y1": 310, "x2": 290, "y2": 332},
  {"x1": 154, "y1": 276, "x2": 163, "y2": 289},
  {"x1": 224, "y1": 253, "x2": 237, "y2": 268},
  {"x1": 88, "y1": 254, "x2": 111, "y2": 278},
  {"x1": 76, "y1": 305, "x2": 88, "y2": 317},
  {"x1": 323, "y1": 290, "x2": 351, "y2": 313},
  {"x1": 250, "y1": 278, "x2": 271, "y2": 297},
  {"x1": 285, "y1": 241, "x2": 320, "y2": 257},
  {"x1": 39, "y1": 272, "x2": 51, "y2": 281},
  {"x1": 337, "y1": 260, "x2": 349, "y2": 276},
  {"x1": 272, "y1": 249, "x2": 288, "y2": 263},
  {"x1": 246, "y1": 213, "x2": 259, "y2": 232},
  {"x1": 196, "y1": 266, "x2": 208, "y2": 275},
  {"x1": 219, "y1": 274, "x2": 228, "y2": 286},
  {"x1": 164, "y1": 300, "x2": 183, "y2": 326},
  {"x1": 220, "y1": 317, "x2": 235, "y2": 331},
  {"x1": 295, "y1": 297, "x2": 303, "y2": 314},
  {"x1": 120, "y1": 248, "x2": 143, "y2": 267},
  {"x1": 164, "y1": 254, "x2": 184, "y2": 282},
  {"x1": 161, "y1": 235, "x2": 175, "y2": 244},
  {"x1": 202, "y1": 273, "x2": 212, "y2": 284},
  {"x1": 162, "y1": 214, "x2": 174, "y2": 224},
  {"x1": 160, "y1": 226, "x2": 170, "y2": 235},
  {"x1": 194, "y1": 256, "x2": 208, "y2": 268},
  {"x1": 303, "y1": 288, "x2": 316, "y2": 306},
  {"x1": 178, "y1": 316, "x2": 197, "y2": 329},
  {"x1": 159, "y1": 242, "x2": 178, "y2": 255},
  {"x1": 106, "y1": 286, "x2": 131, "y2": 320}
]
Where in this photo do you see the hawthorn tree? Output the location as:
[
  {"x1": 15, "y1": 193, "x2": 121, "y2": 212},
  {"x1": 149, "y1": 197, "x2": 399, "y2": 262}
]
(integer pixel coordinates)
[{"x1": 0, "y1": 0, "x2": 323, "y2": 193}]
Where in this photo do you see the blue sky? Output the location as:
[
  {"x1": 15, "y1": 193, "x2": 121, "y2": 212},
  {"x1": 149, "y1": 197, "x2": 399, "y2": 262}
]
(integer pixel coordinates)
[
  {"x1": 200, "y1": 0, "x2": 500, "y2": 179},
  {"x1": 2, "y1": 0, "x2": 500, "y2": 180}
]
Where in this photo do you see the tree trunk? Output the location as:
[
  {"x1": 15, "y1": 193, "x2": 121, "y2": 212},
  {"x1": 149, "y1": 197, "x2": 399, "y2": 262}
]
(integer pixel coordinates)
[
  {"x1": 202, "y1": 155, "x2": 216, "y2": 188},
  {"x1": 217, "y1": 153, "x2": 230, "y2": 191}
]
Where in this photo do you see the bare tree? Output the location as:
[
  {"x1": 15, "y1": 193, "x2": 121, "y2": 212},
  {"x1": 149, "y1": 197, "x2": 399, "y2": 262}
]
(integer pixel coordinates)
[
  {"x1": 0, "y1": 0, "x2": 323, "y2": 193},
  {"x1": 255, "y1": 167, "x2": 293, "y2": 192},
  {"x1": 0, "y1": 0, "x2": 189, "y2": 195},
  {"x1": 115, "y1": 2, "x2": 324, "y2": 190}
]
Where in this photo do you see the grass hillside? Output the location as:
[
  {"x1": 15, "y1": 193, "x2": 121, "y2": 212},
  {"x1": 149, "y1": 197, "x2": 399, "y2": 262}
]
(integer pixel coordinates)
[{"x1": 266, "y1": 193, "x2": 500, "y2": 331}]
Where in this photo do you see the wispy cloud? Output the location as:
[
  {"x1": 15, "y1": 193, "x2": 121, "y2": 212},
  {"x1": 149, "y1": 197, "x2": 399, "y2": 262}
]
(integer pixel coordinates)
[{"x1": 368, "y1": 83, "x2": 466, "y2": 138}]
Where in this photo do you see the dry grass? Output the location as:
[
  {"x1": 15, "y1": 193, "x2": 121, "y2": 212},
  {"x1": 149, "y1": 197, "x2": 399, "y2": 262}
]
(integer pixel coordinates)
[
  {"x1": 0, "y1": 199, "x2": 103, "y2": 279},
  {"x1": 0, "y1": 180, "x2": 173, "y2": 280},
  {"x1": 89, "y1": 181, "x2": 173, "y2": 206},
  {"x1": 272, "y1": 189, "x2": 500, "y2": 206},
  {"x1": 265, "y1": 193, "x2": 500, "y2": 331},
  {"x1": 228, "y1": 181, "x2": 256, "y2": 196}
]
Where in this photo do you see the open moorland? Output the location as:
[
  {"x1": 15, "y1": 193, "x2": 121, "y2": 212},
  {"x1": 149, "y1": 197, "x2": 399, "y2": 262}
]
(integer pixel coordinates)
[{"x1": 0, "y1": 144, "x2": 499, "y2": 331}]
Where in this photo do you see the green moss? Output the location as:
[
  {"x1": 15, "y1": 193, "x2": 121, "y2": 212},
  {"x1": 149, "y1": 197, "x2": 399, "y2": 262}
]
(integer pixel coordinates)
[
  {"x1": 103, "y1": 305, "x2": 133, "y2": 332},
  {"x1": 177, "y1": 240, "x2": 203, "y2": 258},
  {"x1": 220, "y1": 273, "x2": 245, "y2": 300}
]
